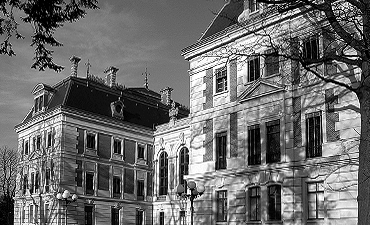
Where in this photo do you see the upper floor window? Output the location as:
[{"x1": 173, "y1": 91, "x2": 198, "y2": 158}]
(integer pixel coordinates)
[
  {"x1": 179, "y1": 147, "x2": 189, "y2": 191},
  {"x1": 248, "y1": 57, "x2": 260, "y2": 82},
  {"x1": 249, "y1": 0, "x2": 260, "y2": 13},
  {"x1": 137, "y1": 180, "x2": 145, "y2": 200},
  {"x1": 303, "y1": 36, "x2": 319, "y2": 60},
  {"x1": 216, "y1": 132, "x2": 227, "y2": 170},
  {"x1": 113, "y1": 176, "x2": 121, "y2": 198},
  {"x1": 86, "y1": 172, "x2": 94, "y2": 195},
  {"x1": 137, "y1": 144, "x2": 145, "y2": 159},
  {"x1": 307, "y1": 181, "x2": 324, "y2": 219},
  {"x1": 248, "y1": 125, "x2": 261, "y2": 165},
  {"x1": 113, "y1": 139, "x2": 122, "y2": 154},
  {"x1": 266, "y1": 120, "x2": 280, "y2": 163},
  {"x1": 45, "y1": 168, "x2": 51, "y2": 192},
  {"x1": 268, "y1": 185, "x2": 281, "y2": 221},
  {"x1": 265, "y1": 49, "x2": 279, "y2": 76},
  {"x1": 34, "y1": 95, "x2": 44, "y2": 113},
  {"x1": 86, "y1": 132, "x2": 96, "y2": 149},
  {"x1": 36, "y1": 135, "x2": 41, "y2": 150},
  {"x1": 159, "y1": 152, "x2": 168, "y2": 195},
  {"x1": 216, "y1": 190, "x2": 228, "y2": 222},
  {"x1": 24, "y1": 140, "x2": 29, "y2": 155},
  {"x1": 215, "y1": 67, "x2": 227, "y2": 93},
  {"x1": 47, "y1": 131, "x2": 52, "y2": 148},
  {"x1": 249, "y1": 186, "x2": 261, "y2": 221},
  {"x1": 306, "y1": 112, "x2": 322, "y2": 158}
]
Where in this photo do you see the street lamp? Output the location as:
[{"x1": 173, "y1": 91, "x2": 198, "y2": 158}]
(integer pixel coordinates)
[
  {"x1": 56, "y1": 190, "x2": 78, "y2": 225},
  {"x1": 176, "y1": 181, "x2": 205, "y2": 225}
]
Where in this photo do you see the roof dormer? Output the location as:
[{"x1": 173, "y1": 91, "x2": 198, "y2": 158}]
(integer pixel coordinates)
[{"x1": 31, "y1": 83, "x2": 54, "y2": 115}]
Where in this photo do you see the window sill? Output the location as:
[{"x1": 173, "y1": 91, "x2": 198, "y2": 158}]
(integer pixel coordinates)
[
  {"x1": 264, "y1": 73, "x2": 280, "y2": 79},
  {"x1": 246, "y1": 221, "x2": 262, "y2": 225},
  {"x1": 265, "y1": 220, "x2": 283, "y2": 224},
  {"x1": 111, "y1": 153, "x2": 124, "y2": 161},
  {"x1": 84, "y1": 148, "x2": 97, "y2": 156},
  {"x1": 214, "y1": 90, "x2": 228, "y2": 96}
]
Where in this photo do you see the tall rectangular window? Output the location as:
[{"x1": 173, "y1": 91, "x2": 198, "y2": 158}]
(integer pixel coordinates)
[
  {"x1": 85, "y1": 205, "x2": 94, "y2": 225},
  {"x1": 44, "y1": 204, "x2": 49, "y2": 224},
  {"x1": 24, "y1": 140, "x2": 29, "y2": 155},
  {"x1": 113, "y1": 139, "x2": 122, "y2": 154},
  {"x1": 248, "y1": 125, "x2": 261, "y2": 165},
  {"x1": 215, "y1": 67, "x2": 227, "y2": 93},
  {"x1": 47, "y1": 131, "x2": 52, "y2": 148},
  {"x1": 307, "y1": 182, "x2": 324, "y2": 219},
  {"x1": 136, "y1": 210, "x2": 144, "y2": 225},
  {"x1": 113, "y1": 176, "x2": 121, "y2": 198},
  {"x1": 303, "y1": 36, "x2": 319, "y2": 60},
  {"x1": 86, "y1": 172, "x2": 94, "y2": 195},
  {"x1": 248, "y1": 57, "x2": 260, "y2": 82},
  {"x1": 137, "y1": 180, "x2": 145, "y2": 200},
  {"x1": 29, "y1": 205, "x2": 34, "y2": 223},
  {"x1": 137, "y1": 144, "x2": 145, "y2": 159},
  {"x1": 23, "y1": 175, "x2": 28, "y2": 194},
  {"x1": 87, "y1": 133, "x2": 96, "y2": 149},
  {"x1": 268, "y1": 185, "x2": 281, "y2": 221},
  {"x1": 111, "y1": 208, "x2": 119, "y2": 225},
  {"x1": 249, "y1": 187, "x2": 261, "y2": 221},
  {"x1": 179, "y1": 211, "x2": 186, "y2": 225},
  {"x1": 45, "y1": 169, "x2": 50, "y2": 192},
  {"x1": 249, "y1": 0, "x2": 260, "y2": 13},
  {"x1": 266, "y1": 120, "x2": 280, "y2": 163},
  {"x1": 21, "y1": 205, "x2": 25, "y2": 223},
  {"x1": 216, "y1": 132, "x2": 227, "y2": 170},
  {"x1": 30, "y1": 172, "x2": 35, "y2": 194},
  {"x1": 306, "y1": 112, "x2": 322, "y2": 158},
  {"x1": 36, "y1": 135, "x2": 41, "y2": 150},
  {"x1": 159, "y1": 212, "x2": 165, "y2": 225},
  {"x1": 265, "y1": 49, "x2": 279, "y2": 76},
  {"x1": 216, "y1": 190, "x2": 227, "y2": 222}
]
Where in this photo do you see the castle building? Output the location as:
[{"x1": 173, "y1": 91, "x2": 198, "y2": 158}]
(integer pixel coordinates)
[
  {"x1": 152, "y1": 0, "x2": 359, "y2": 224},
  {"x1": 13, "y1": 57, "x2": 189, "y2": 225}
]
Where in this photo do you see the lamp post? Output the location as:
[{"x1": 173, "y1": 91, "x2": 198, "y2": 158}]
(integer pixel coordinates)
[
  {"x1": 176, "y1": 181, "x2": 205, "y2": 225},
  {"x1": 56, "y1": 190, "x2": 78, "y2": 225}
]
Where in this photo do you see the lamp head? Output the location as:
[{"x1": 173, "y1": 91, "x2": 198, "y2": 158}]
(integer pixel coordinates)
[
  {"x1": 56, "y1": 193, "x2": 62, "y2": 200},
  {"x1": 187, "y1": 181, "x2": 196, "y2": 190},
  {"x1": 197, "y1": 185, "x2": 205, "y2": 194},
  {"x1": 176, "y1": 184, "x2": 185, "y2": 195},
  {"x1": 71, "y1": 194, "x2": 78, "y2": 201},
  {"x1": 62, "y1": 190, "x2": 70, "y2": 199}
]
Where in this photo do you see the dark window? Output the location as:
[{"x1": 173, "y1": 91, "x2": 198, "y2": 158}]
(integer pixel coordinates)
[
  {"x1": 136, "y1": 210, "x2": 144, "y2": 225},
  {"x1": 113, "y1": 139, "x2": 121, "y2": 154},
  {"x1": 249, "y1": 187, "x2": 261, "y2": 221},
  {"x1": 216, "y1": 132, "x2": 227, "y2": 170},
  {"x1": 24, "y1": 141, "x2": 29, "y2": 155},
  {"x1": 248, "y1": 125, "x2": 261, "y2": 165},
  {"x1": 85, "y1": 205, "x2": 94, "y2": 225},
  {"x1": 303, "y1": 36, "x2": 319, "y2": 60},
  {"x1": 266, "y1": 120, "x2": 280, "y2": 163},
  {"x1": 159, "y1": 152, "x2": 168, "y2": 195},
  {"x1": 179, "y1": 148, "x2": 189, "y2": 192},
  {"x1": 179, "y1": 211, "x2": 186, "y2": 225},
  {"x1": 30, "y1": 172, "x2": 34, "y2": 194},
  {"x1": 113, "y1": 176, "x2": 121, "y2": 198},
  {"x1": 47, "y1": 132, "x2": 52, "y2": 148},
  {"x1": 111, "y1": 208, "x2": 119, "y2": 225},
  {"x1": 306, "y1": 112, "x2": 322, "y2": 158},
  {"x1": 265, "y1": 50, "x2": 279, "y2": 76},
  {"x1": 268, "y1": 185, "x2": 281, "y2": 221},
  {"x1": 138, "y1": 144, "x2": 145, "y2": 159},
  {"x1": 249, "y1": 0, "x2": 259, "y2": 12},
  {"x1": 216, "y1": 67, "x2": 227, "y2": 93},
  {"x1": 86, "y1": 172, "x2": 94, "y2": 195},
  {"x1": 87, "y1": 133, "x2": 96, "y2": 149},
  {"x1": 137, "y1": 180, "x2": 145, "y2": 200},
  {"x1": 44, "y1": 204, "x2": 49, "y2": 223},
  {"x1": 23, "y1": 175, "x2": 28, "y2": 194},
  {"x1": 29, "y1": 205, "x2": 34, "y2": 223},
  {"x1": 36, "y1": 135, "x2": 41, "y2": 150},
  {"x1": 307, "y1": 182, "x2": 324, "y2": 219},
  {"x1": 34, "y1": 97, "x2": 39, "y2": 113},
  {"x1": 45, "y1": 169, "x2": 50, "y2": 192},
  {"x1": 217, "y1": 190, "x2": 227, "y2": 222},
  {"x1": 159, "y1": 212, "x2": 165, "y2": 225},
  {"x1": 35, "y1": 172, "x2": 39, "y2": 192},
  {"x1": 32, "y1": 137, "x2": 36, "y2": 152},
  {"x1": 248, "y1": 57, "x2": 260, "y2": 82}
]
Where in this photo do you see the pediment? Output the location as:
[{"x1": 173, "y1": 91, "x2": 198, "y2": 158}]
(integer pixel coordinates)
[{"x1": 238, "y1": 79, "x2": 284, "y2": 103}]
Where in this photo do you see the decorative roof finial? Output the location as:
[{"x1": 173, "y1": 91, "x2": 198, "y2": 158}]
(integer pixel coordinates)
[
  {"x1": 85, "y1": 59, "x2": 91, "y2": 77},
  {"x1": 142, "y1": 67, "x2": 150, "y2": 89}
]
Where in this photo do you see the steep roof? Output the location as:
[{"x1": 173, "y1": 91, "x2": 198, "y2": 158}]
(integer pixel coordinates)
[
  {"x1": 200, "y1": 0, "x2": 243, "y2": 40},
  {"x1": 22, "y1": 76, "x2": 189, "y2": 129}
]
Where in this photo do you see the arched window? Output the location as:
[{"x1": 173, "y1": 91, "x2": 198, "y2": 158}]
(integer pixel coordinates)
[
  {"x1": 179, "y1": 147, "x2": 189, "y2": 190},
  {"x1": 159, "y1": 152, "x2": 168, "y2": 195}
]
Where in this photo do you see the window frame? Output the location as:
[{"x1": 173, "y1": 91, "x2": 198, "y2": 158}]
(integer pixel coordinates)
[
  {"x1": 265, "y1": 49, "x2": 279, "y2": 76},
  {"x1": 216, "y1": 190, "x2": 228, "y2": 222},
  {"x1": 267, "y1": 185, "x2": 282, "y2": 221},
  {"x1": 113, "y1": 176, "x2": 121, "y2": 198},
  {"x1": 158, "y1": 152, "x2": 168, "y2": 196},
  {"x1": 215, "y1": 132, "x2": 227, "y2": 170},
  {"x1": 113, "y1": 138, "x2": 122, "y2": 155},
  {"x1": 137, "y1": 179, "x2": 145, "y2": 200},
  {"x1": 248, "y1": 57, "x2": 260, "y2": 82},
  {"x1": 249, "y1": 186, "x2": 261, "y2": 221},
  {"x1": 24, "y1": 140, "x2": 29, "y2": 155},
  {"x1": 85, "y1": 205, "x2": 94, "y2": 225},
  {"x1": 36, "y1": 134, "x2": 42, "y2": 150},
  {"x1": 215, "y1": 67, "x2": 228, "y2": 93},
  {"x1": 266, "y1": 120, "x2": 281, "y2": 163},
  {"x1": 307, "y1": 181, "x2": 325, "y2": 220},
  {"x1": 306, "y1": 112, "x2": 322, "y2": 158},
  {"x1": 111, "y1": 207, "x2": 120, "y2": 225},
  {"x1": 136, "y1": 209, "x2": 144, "y2": 225},
  {"x1": 86, "y1": 132, "x2": 97, "y2": 150},
  {"x1": 137, "y1": 144, "x2": 145, "y2": 160},
  {"x1": 86, "y1": 172, "x2": 95, "y2": 195},
  {"x1": 303, "y1": 36, "x2": 320, "y2": 61},
  {"x1": 179, "y1": 210, "x2": 186, "y2": 225},
  {"x1": 159, "y1": 211, "x2": 165, "y2": 225},
  {"x1": 249, "y1": 0, "x2": 260, "y2": 13},
  {"x1": 179, "y1": 147, "x2": 189, "y2": 192},
  {"x1": 248, "y1": 124, "x2": 261, "y2": 165}
]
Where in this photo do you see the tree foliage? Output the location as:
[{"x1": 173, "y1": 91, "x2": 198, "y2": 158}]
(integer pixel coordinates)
[{"x1": 0, "y1": 0, "x2": 98, "y2": 71}]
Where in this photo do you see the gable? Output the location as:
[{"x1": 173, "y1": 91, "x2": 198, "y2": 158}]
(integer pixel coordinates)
[{"x1": 239, "y1": 79, "x2": 284, "y2": 102}]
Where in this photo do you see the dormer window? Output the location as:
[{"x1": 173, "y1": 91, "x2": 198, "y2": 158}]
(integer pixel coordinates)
[
  {"x1": 34, "y1": 94, "x2": 48, "y2": 113},
  {"x1": 32, "y1": 83, "x2": 54, "y2": 115},
  {"x1": 249, "y1": 0, "x2": 260, "y2": 13}
]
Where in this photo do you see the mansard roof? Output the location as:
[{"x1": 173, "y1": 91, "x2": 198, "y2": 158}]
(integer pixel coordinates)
[{"x1": 21, "y1": 76, "x2": 189, "y2": 129}]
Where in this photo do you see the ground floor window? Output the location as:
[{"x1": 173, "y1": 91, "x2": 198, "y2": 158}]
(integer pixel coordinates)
[
  {"x1": 159, "y1": 211, "x2": 165, "y2": 225},
  {"x1": 307, "y1": 181, "x2": 324, "y2": 219},
  {"x1": 136, "y1": 210, "x2": 144, "y2": 225},
  {"x1": 85, "y1": 205, "x2": 94, "y2": 225},
  {"x1": 111, "y1": 207, "x2": 119, "y2": 225}
]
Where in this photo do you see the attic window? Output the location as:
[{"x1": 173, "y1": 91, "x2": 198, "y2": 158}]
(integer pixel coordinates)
[
  {"x1": 34, "y1": 94, "x2": 48, "y2": 113},
  {"x1": 249, "y1": 0, "x2": 260, "y2": 13}
]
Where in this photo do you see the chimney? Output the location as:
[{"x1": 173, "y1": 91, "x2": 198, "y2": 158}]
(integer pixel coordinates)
[
  {"x1": 104, "y1": 66, "x2": 119, "y2": 87},
  {"x1": 160, "y1": 87, "x2": 173, "y2": 105},
  {"x1": 70, "y1": 56, "x2": 81, "y2": 77}
]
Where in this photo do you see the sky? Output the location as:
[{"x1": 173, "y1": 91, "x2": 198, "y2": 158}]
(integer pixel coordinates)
[{"x1": 0, "y1": 0, "x2": 226, "y2": 149}]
